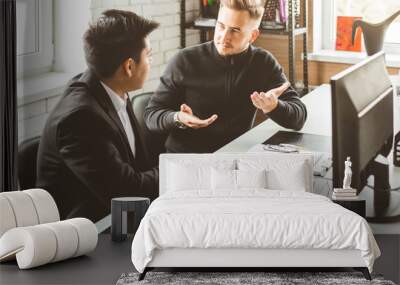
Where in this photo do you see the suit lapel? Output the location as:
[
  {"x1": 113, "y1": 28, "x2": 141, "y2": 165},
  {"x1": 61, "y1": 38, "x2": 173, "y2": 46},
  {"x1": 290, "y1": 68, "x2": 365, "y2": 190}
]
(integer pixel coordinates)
[
  {"x1": 79, "y1": 70, "x2": 137, "y2": 165},
  {"x1": 126, "y1": 96, "x2": 150, "y2": 170}
]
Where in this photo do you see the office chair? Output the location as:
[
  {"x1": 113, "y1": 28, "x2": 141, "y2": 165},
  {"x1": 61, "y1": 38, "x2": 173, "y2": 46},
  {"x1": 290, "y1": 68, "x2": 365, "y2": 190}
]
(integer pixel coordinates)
[
  {"x1": 18, "y1": 136, "x2": 41, "y2": 189},
  {"x1": 131, "y1": 92, "x2": 167, "y2": 168},
  {"x1": 18, "y1": 136, "x2": 85, "y2": 219}
]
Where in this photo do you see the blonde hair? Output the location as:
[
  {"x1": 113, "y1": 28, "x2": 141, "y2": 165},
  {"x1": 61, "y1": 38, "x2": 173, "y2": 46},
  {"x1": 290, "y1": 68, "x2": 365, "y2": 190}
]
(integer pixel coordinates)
[{"x1": 219, "y1": 0, "x2": 266, "y2": 20}]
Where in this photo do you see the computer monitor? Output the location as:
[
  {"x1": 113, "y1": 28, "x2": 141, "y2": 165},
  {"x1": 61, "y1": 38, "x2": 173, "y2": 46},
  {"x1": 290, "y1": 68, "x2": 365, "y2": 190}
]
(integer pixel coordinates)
[{"x1": 331, "y1": 51, "x2": 399, "y2": 222}]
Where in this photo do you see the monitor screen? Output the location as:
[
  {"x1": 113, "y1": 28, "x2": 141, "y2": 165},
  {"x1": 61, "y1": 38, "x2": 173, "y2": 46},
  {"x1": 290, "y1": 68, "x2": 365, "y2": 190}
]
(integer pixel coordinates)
[{"x1": 330, "y1": 51, "x2": 394, "y2": 192}]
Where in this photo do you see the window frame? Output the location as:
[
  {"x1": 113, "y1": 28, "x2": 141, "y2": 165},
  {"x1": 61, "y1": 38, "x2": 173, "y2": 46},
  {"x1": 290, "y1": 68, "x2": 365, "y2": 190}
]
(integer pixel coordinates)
[
  {"x1": 16, "y1": 0, "x2": 53, "y2": 78},
  {"x1": 315, "y1": 0, "x2": 400, "y2": 55}
]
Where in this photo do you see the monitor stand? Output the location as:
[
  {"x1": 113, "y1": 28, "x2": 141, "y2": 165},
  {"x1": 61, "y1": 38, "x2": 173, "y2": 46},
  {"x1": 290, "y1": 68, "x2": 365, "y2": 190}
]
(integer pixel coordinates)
[{"x1": 359, "y1": 155, "x2": 400, "y2": 223}]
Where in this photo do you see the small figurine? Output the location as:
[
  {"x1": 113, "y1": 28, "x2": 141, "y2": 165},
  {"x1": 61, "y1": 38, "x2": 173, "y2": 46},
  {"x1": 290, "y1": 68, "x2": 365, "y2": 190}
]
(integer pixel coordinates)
[{"x1": 343, "y1": 157, "x2": 352, "y2": 189}]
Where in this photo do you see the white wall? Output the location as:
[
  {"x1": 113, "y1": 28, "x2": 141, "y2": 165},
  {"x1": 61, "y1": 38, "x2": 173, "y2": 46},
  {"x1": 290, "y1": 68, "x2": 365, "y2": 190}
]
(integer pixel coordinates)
[
  {"x1": 53, "y1": 0, "x2": 91, "y2": 74},
  {"x1": 18, "y1": 0, "x2": 201, "y2": 143}
]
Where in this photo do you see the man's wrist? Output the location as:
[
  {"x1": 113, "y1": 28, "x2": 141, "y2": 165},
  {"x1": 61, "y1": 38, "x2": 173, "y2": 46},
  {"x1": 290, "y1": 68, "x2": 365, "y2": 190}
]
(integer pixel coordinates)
[
  {"x1": 266, "y1": 100, "x2": 284, "y2": 116},
  {"x1": 262, "y1": 101, "x2": 279, "y2": 114},
  {"x1": 173, "y1": 112, "x2": 187, "y2": 129}
]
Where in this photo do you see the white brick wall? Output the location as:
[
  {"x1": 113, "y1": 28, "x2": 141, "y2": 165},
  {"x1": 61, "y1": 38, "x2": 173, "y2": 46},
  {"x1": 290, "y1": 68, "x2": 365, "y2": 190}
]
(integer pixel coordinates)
[
  {"x1": 18, "y1": 0, "x2": 202, "y2": 143},
  {"x1": 18, "y1": 98, "x2": 55, "y2": 142}
]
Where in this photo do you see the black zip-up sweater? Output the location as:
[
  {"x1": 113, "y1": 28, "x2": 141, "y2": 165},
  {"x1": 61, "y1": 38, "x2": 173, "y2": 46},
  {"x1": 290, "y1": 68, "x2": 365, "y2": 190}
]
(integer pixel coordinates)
[{"x1": 144, "y1": 41, "x2": 307, "y2": 153}]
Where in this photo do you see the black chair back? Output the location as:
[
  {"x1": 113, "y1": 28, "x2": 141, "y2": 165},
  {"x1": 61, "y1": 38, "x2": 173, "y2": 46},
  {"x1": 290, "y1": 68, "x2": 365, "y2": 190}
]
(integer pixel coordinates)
[
  {"x1": 131, "y1": 92, "x2": 166, "y2": 167},
  {"x1": 18, "y1": 136, "x2": 41, "y2": 189}
]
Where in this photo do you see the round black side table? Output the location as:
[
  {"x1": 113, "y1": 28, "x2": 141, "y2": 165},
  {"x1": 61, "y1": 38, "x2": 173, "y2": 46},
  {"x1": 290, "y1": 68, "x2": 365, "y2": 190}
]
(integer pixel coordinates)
[{"x1": 111, "y1": 197, "x2": 150, "y2": 242}]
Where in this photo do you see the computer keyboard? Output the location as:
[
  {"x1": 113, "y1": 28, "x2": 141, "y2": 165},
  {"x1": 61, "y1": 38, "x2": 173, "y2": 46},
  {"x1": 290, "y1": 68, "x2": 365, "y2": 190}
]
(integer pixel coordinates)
[{"x1": 313, "y1": 152, "x2": 332, "y2": 177}]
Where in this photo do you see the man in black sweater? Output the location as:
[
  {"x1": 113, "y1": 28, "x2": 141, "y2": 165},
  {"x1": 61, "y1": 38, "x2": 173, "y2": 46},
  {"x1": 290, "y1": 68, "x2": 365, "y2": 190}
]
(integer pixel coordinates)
[{"x1": 145, "y1": 0, "x2": 307, "y2": 153}]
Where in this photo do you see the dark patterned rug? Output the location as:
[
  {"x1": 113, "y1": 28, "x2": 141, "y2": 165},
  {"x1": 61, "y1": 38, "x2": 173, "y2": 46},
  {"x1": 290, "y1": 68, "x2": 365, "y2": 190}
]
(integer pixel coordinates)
[{"x1": 116, "y1": 271, "x2": 396, "y2": 285}]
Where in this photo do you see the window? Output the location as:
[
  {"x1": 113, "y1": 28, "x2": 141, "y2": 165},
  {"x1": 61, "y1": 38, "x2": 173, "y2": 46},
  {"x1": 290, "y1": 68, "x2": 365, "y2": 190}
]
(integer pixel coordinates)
[
  {"x1": 16, "y1": 0, "x2": 53, "y2": 78},
  {"x1": 317, "y1": 0, "x2": 400, "y2": 54}
]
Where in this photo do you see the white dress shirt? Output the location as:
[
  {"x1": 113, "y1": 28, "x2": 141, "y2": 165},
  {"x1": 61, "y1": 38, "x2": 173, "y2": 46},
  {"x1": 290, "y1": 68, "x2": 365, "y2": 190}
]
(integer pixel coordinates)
[{"x1": 100, "y1": 81, "x2": 136, "y2": 157}]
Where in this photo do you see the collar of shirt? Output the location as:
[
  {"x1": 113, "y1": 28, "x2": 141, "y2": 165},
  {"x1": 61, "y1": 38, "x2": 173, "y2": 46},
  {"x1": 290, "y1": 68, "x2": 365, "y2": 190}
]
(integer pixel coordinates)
[
  {"x1": 99, "y1": 81, "x2": 136, "y2": 157},
  {"x1": 211, "y1": 41, "x2": 253, "y2": 67},
  {"x1": 100, "y1": 81, "x2": 128, "y2": 112}
]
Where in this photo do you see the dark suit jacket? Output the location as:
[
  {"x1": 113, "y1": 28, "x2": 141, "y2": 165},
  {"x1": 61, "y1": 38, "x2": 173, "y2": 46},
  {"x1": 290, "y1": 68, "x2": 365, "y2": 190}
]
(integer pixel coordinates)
[{"x1": 36, "y1": 70, "x2": 158, "y2": 222}]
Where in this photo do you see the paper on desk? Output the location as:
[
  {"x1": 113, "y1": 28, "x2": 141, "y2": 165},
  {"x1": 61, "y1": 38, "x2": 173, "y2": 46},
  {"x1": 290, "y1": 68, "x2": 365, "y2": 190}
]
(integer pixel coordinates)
[{"x1": 247, "y1": 143, "x2": 310, "y2": 154}]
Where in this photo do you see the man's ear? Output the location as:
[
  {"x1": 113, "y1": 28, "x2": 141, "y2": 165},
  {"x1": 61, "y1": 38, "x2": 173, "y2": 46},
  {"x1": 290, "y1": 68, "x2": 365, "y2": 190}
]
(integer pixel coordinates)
[
  {"x1": 123, "y1": 58, "x2": 136, "y2": 77},
  {"x1": 249, "y1": 28, "x2": 260, "y2": 44}
]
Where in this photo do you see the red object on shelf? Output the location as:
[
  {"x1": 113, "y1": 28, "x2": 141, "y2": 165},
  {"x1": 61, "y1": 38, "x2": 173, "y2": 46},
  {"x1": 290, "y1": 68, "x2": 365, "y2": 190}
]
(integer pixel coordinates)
[{"x1": 336, "y1": 16, "x2": 362, "y2": 52}]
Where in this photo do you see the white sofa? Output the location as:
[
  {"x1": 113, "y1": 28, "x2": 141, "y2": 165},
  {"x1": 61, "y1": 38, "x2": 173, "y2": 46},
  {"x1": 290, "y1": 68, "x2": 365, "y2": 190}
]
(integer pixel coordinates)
[{"x1": 0, "y1": 189, "x2": 98, "y2": 269}]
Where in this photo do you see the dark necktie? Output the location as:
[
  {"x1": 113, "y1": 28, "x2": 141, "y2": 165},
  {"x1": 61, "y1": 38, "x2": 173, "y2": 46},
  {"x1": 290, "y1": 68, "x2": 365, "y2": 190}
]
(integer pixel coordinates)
[
  {"x1": 125, "y1": 96, "x2": 149, "y2": 168},
  {"x1": 125, "y1": 97, "x2": 138, "y2": 154}
]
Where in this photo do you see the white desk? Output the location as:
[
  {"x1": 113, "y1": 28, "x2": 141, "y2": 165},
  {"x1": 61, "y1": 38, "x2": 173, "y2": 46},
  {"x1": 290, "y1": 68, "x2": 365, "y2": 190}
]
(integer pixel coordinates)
[
  {"x1": 218, "y1": 84, "x2": 332, "y2": 153},
  {"x1": 219, "y1": 83, "x2": 400, "y2": 153}
]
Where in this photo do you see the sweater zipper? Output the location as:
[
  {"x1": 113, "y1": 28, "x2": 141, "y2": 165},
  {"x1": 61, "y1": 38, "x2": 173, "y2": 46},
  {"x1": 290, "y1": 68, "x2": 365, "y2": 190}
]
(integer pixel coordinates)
[
  {"x1": 225, "y1": 57, "x2": 235, "y2": 131},
  {"x1": 225, "y1": 57, "x2": 234, "y2": 99}
]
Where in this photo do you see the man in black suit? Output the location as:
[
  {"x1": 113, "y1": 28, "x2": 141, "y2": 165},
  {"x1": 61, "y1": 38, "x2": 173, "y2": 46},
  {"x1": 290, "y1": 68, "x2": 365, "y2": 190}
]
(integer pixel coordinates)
[{"x1": 36, "y1": 10, "x2": 160, "y2": 222}]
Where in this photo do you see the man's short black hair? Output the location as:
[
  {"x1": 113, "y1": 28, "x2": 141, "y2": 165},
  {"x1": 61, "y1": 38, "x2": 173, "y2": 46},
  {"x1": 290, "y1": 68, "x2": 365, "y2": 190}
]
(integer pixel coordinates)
[{"x1": 83, "y1": 9, "x2": 159, "y2": 79}]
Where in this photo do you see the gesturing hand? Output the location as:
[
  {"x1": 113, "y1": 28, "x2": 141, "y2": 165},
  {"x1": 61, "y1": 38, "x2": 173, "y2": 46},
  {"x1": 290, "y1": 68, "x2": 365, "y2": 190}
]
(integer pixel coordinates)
[
  {"x1": 177, "y1": 104, "x2": 218, "y2": 129},
  {"x1": 250, "y1": 82, "x2": 290, "y2": 114}
]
